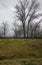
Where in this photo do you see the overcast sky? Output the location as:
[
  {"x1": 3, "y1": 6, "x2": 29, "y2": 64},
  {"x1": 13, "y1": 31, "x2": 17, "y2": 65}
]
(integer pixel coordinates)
[
  {"x1": 0, "y1": 0, "x2": 17, "y2": 24},
  {"x1": 0, "y1": 0, "x2": 42, "y2": 23}
]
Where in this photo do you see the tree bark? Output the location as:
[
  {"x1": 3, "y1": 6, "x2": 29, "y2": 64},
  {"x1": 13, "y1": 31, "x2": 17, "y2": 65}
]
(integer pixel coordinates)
[
  {"x1": 23, "y1": 22, "x2": 26, "y2": 38},
  {"x1": 27, "y1": 22, "x2": 29, "y2": 38}
]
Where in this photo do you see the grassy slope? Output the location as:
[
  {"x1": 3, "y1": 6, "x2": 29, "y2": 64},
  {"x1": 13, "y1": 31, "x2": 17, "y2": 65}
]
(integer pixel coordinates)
[{"x1": 0, "y1": 39, "x2": 42, "y2": 65}]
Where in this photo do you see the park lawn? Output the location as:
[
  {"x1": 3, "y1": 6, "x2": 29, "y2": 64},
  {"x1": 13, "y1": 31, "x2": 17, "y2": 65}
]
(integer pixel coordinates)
[{"x1": 0, "y1": 39, "x2": 42, "y2": 65}]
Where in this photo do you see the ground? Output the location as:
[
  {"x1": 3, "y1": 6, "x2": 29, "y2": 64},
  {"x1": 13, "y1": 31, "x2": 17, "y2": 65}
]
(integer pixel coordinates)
[{"x1": 0, "y1": 39, "x2": 42, "y2": 65}]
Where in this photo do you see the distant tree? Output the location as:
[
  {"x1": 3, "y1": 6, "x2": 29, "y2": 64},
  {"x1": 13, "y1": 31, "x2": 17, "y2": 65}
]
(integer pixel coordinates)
[
  {"x1": 1, "y1": 22, "x2": 8, "y2": 38},
  {"x1": 38, "y1": 30, "x2": 42, "y2": 38},
  {"x1": 30, "y1": 19, "x2": 42, "y2": 38},
  {"x1": 14, "y1": 0, "x2": 42, "y2": 38},
  {"x1": 12, "y1": 22, "x2": 23, "y2": 37},
  {"x1": 0, "y1": 26, "x2": 3, "y2": 38}
]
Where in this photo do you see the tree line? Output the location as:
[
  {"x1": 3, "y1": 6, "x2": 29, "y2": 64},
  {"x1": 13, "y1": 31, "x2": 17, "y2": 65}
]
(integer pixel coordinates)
[{"x1": 0, "y1": 0, "x2": 42, "y2": 38}]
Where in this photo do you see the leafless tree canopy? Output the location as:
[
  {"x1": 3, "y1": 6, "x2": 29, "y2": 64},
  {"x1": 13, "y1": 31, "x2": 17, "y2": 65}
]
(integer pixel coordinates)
[
  {"x1": 14, "y1": 0, "x2": 42, "y2": 38},
  {"x1": 1, "y1": 22, "x2": 8, "y2": 38}
]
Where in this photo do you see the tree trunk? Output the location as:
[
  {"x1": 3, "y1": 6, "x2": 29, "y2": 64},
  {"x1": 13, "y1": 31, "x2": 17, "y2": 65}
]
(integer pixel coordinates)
[
  {"x1": 4, "y1": 28, "x2": 5, "y2": 38},
  {"x1": 23, "y1": 23, "x2": 26, "y2": 38},
  {"x1": 27, "y1": 22, "x2": 29, "y2": 38}
]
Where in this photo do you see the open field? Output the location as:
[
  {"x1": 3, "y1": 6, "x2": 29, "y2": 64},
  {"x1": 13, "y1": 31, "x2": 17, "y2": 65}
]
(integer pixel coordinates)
[{"x1": 0, "y1": 39, "x2": 42, "y2": 65}]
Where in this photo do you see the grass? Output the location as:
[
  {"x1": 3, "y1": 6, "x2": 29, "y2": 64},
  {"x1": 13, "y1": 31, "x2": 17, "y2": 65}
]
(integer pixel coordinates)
[{"x1": 0, "y1": 39, "x2": 42, "y2": 65}]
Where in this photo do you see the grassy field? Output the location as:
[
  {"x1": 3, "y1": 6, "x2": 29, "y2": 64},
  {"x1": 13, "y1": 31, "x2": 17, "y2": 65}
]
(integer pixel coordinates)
[{"x1": 0, "y1": 39, "x2": 42, "y2": 65}]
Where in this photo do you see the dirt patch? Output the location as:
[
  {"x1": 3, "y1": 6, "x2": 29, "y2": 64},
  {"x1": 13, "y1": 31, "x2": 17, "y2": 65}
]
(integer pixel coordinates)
[{"x1": 26, "y1": 42, "x2": 41, "y2": 47}]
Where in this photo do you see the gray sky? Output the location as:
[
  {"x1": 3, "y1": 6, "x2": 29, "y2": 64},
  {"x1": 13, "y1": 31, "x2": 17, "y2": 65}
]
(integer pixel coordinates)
[
  {"x1": 0, "y1": 0, "x2": 42, "y2": 23},
  {"x1": 0, "y1": 0, "x2": 17, "y2": 23}
]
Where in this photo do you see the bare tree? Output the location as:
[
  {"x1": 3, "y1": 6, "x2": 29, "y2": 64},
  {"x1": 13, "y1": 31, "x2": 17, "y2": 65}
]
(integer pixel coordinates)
[
  {"x1": 12, "y1": 22, "x2": 23, "y2": 37},
  {"x1": 14, "y1": 0, "x2": 29, "y2": 37},
  {"x1": 38, "y1": 30, "x2": 42, "y2": 38},
  {"x1": 26, "y1": 0, "x2": 42, "y2": 38},
  {"x1": 30, "y1": 19, "x2": 42, "y2": 38},
  {"x1": 12, "y1": 22, "x2": 19, "y2": 37},
  {"x1": 0, "y1": 26, "x2": 3, "y2": 38},
  {"x1": 14, "y1": 0, "x2": 42, "y2": 38},
  {"x1": 17, "y1": 24, "x2": 23, "y2": 37},
  {"x1": 33, "y1": 19, "x2": 42, "y2": 38},
  {"x1": 1, "y1": 22, "x2": 8, "y2": 38}
]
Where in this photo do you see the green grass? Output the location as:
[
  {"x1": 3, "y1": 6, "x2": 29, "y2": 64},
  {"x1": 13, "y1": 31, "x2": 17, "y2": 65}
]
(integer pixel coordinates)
[{"x1": 0, "y1": 39, "x2": 42, "y2": 65}]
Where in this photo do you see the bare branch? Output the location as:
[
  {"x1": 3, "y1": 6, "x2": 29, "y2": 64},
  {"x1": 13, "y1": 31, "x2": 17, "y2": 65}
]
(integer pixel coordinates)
[{"x1": 34, "y1": 19, "x2": 42, "y2": 30}]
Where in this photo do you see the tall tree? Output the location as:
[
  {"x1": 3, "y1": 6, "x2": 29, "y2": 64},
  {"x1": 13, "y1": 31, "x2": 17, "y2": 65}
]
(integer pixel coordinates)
[
  {"x1": 26, "y1": 0, "x2": 42, "y2": 37},
  {"x1": 14, "y1": 0, "x2": 42, "y2": 38},
  {"x1": 14, "y1": 0, "x2": 29, "y2": 37},
  {"x1": 30, "y1": 19, "x2": 42, "y2": 38}
]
